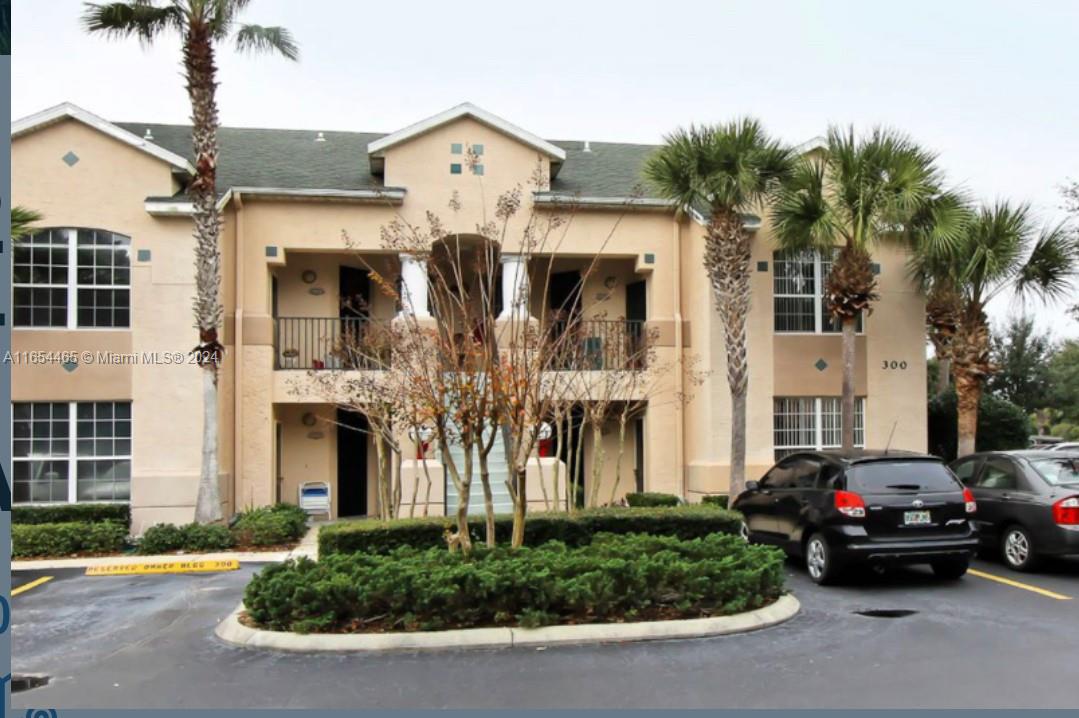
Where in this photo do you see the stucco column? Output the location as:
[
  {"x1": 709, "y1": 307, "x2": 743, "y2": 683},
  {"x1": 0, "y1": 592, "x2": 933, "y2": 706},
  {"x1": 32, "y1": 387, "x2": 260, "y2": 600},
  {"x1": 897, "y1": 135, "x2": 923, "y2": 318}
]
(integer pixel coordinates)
[
  {"x1": 498, "y1": 253, "x2": 531, "y2": 320},
  {"x1": 398, "y1": 253, "x2": 431, "y2": 319}
]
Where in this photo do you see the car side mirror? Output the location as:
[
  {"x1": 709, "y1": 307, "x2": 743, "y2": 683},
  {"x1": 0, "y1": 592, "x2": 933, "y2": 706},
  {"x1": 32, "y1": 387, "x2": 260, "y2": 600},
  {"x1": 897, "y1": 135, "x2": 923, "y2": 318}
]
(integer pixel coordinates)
[{"x1": 745, "y1": 480, "x2": 760, "y2": 493}]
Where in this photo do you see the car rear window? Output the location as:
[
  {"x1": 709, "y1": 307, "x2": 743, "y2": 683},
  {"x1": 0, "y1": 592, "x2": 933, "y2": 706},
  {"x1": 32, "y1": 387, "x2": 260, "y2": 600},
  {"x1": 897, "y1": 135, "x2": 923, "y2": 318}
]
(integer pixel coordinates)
[
  {"x1": 1030, "y1": 458, "x2": 1079, "y2": 486},
  {"x1": 846, "y1": 461, "x2": 961, "y2": 493}
]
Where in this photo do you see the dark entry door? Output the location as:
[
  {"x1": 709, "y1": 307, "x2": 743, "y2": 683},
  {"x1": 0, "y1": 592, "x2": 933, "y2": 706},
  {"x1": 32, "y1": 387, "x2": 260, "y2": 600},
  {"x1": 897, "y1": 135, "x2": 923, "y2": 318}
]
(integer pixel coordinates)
[
  {"x1": 549, "y1": 271, "x2": 583, "y2": 319},
  {"x1": 336, "y1": 409, "x2": 368, "y2": 517},
  {"x1": 625, "y1": 280, "x2": 646, "y2": 322},
  {"x1": 634, "y1": 416, "x2": 645, "y2": 493}
]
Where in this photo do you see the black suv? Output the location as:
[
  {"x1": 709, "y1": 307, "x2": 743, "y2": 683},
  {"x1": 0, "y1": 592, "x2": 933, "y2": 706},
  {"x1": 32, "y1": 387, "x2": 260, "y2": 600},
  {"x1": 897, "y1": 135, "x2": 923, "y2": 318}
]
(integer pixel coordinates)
[{"x1": 733, "y1": 450, "x2": 980, "y2": 584}]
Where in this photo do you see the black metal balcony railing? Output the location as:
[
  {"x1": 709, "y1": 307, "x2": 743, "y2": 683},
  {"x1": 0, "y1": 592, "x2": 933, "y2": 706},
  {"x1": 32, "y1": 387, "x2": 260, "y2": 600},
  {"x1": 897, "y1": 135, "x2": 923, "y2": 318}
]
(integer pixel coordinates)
[
  {"x1": 548, "y1": 318, "x2": 647, "y2": 371},
  {"x1": 272, "y1": 317, "x2": 647, "y2": 371},
  {"x1": 274, "y1": 316, "x2": 390, "y2": 370}
]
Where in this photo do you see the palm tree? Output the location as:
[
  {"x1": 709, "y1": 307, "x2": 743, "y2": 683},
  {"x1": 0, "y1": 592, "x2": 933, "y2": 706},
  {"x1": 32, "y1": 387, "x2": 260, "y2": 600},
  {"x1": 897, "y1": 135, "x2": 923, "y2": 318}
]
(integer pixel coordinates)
[
  {"x1": 772, "y1": 127, "x2": 962, "y2": 450},
  {"x1": 84, "y1": 1, "x2": 298, "y2": 522},
  {"x1": 11, "y1": 206, "x2": 43, "y2": 240},
  {"x1": 645, "y1": 119, "x2": 793, "y2": 497},
  {"x1": 917, "y1": 202, "x2": 1078, "y2": 456}
]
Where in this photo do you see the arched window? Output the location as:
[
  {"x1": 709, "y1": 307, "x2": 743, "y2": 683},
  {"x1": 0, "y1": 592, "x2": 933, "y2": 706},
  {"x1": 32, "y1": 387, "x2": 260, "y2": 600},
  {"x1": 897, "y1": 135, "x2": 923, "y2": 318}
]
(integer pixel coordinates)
[{"x1": 13, "y1": 228, "x2": 131, "y2": 328}]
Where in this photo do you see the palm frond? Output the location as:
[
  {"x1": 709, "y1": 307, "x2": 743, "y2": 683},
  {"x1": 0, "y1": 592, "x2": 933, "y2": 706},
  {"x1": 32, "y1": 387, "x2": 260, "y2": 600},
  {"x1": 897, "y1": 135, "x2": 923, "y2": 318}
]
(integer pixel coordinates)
[
  {"x1": 770, "y1": 155, "x2": 839, "y2": 253},
  {"x1": 10, "y1": 206, "x2": 43, "y2": 241},
  {"x1": 234, "y1": 24, "x2": 298, "y2": 60},
  {"x1": 1015, "y1": 222, "x2": 1079, "y2": 302},
  {"x1": 82, "y1": 1, "x2": 182, "y2": 45}
]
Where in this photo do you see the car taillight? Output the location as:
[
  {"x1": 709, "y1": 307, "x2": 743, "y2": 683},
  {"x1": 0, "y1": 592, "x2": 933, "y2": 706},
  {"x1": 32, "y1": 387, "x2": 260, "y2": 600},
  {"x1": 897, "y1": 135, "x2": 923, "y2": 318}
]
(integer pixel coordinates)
[
  {"x1": 963, "y1": 488, "x2": 977, "y2": 514},
  {"x1": 1053, "y1": 496, "x2": 1079, "y2": 525},
  {"x1": 835, "y1": 490, "x2": 866, "y2": 518}
]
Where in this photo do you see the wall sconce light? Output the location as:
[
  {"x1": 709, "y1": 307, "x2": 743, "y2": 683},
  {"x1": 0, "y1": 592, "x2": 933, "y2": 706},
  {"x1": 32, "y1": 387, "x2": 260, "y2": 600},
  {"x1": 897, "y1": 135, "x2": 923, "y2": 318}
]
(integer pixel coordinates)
[
  {"x1": 301, "y1": 270, "x2": 318, "y2": 284},
  {"x1": 603, "y1": 276, "x2": 618, "y2": 290},
  {"x1": 301, "y1": 412, "x2": 317, "y2": 427}
]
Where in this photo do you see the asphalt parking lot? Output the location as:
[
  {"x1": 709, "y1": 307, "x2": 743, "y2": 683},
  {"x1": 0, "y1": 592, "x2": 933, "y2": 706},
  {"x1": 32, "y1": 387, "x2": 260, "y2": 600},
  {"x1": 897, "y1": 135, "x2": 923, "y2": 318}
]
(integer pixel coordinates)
[{"x1": 11, "y1": 555, "x2": 1079, "y2": 709}]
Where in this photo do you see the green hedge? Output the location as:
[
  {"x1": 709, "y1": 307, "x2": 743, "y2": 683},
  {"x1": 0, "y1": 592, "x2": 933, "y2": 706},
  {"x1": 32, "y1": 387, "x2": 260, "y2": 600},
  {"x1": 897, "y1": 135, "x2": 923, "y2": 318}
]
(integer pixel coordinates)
[
  {"x1": 137, "y1": 503, "x2": 309, "y2": 554},
  {"x1": 625, "y1": 492, "x2": 680, "y2": 507},
  {"x1": 701, "y1": 495, "x2": 730, "y2": 509},
  {"x1": 245, "y1": 532, "x2": 786, "y2": 633},
  {"x1": 137, "y1": 523, "x2": 235, "y2": 554},
  {"x1": 13, "y1": 521, "x2": 128, "y2": 558},
  {"x1": 319, "y1": 505, "x2": 744, "y2": 556},
  {"x1": 231, "y1": 503, "x2": 309, "y2": 547},
  {"x1": 928, "y1": 388, "x2": 1033, "y2": 461},
  {"x1": 12, "y1": 503, "x2": 130, "y2": 527}
]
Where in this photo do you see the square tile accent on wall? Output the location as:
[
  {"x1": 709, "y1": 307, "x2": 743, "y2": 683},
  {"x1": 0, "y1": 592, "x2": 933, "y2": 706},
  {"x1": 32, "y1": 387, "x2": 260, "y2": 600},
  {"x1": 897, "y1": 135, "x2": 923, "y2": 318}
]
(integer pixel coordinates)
[
  {"x1": 472, "y1": 164, "x2": 484, "y2": 176},
  {"x1": 450, "y1": 163, "x2": 462, "y2": 175},
  {"x1": 871, "y1": 263, "x2": 882, "y2": 275},
  {"x1": 265, "y1": 246, "x2": 279, "y2": 258},
  {"x1": 62, "y1": 151, "x2": 80, "y2": 166},
  {"x1": 643, "y1": 253, "x2": 655, "y2": 264},
  {"x1": 450, "y1": 143, "x2": 463, "y2": 155},
  {"x1": 757, "y1": 261, "x2": 769, "y2": 272},
  {"x1": 137, "y1": 249, "x2": 152, "y2": 262},
  {"x1": 472, "y1": 144, "x2": 484, "y2": 156}
]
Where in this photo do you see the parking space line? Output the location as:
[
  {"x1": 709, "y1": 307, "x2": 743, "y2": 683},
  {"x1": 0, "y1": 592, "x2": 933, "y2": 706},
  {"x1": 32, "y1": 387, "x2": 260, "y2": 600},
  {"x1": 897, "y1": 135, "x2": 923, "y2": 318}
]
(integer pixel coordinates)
[
  {"x1": 12, "y1": 576, "x2": 54, "y2": 596},
  {"x1": 968, "y1": 569, "x2": 1072, "y2": 600}
]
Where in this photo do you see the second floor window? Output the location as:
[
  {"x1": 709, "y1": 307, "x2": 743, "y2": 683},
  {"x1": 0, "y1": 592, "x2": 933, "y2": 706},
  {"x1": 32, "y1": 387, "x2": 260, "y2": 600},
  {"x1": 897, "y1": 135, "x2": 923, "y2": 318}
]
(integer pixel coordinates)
[
  {"x1": 773, "y1": 250, "x2": 863, "y2": 334},
  {"x1": 14, "y1": 228, "x2": 131, "y2": 328}
]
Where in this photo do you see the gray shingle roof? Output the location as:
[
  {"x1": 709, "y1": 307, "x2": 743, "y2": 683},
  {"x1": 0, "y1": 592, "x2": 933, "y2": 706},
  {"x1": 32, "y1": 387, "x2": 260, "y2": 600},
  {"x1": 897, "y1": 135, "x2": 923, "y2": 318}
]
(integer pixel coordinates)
[{"x1": 116, "y1": 122, "x2": 660, "y2": 200}]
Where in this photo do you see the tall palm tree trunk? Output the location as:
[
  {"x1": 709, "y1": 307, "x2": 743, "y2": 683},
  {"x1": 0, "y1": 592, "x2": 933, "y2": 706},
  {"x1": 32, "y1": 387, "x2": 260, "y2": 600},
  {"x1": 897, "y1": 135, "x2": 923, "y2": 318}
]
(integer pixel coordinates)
[
  {"x1": 936, "y1": 356, "x2": 952, "y2": 395},
  {"x1": 952, "y1": 308, "x2": 991, "y2": 457},
  {"x1": 708, "y1": 213, "x2": 752, "y2": 497},
  {"x1": 187, "y1": 25, "x2": 225, "y2": 523},
  {"x1": 840, "y1": 317, "x2": 857, "y2": 450}
]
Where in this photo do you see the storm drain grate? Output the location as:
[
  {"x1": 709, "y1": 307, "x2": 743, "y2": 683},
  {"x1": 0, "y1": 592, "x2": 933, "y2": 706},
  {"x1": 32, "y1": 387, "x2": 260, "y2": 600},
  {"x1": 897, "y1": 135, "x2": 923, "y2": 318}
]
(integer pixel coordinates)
[
  {"x1": 854, "y1": 609, "x2": 918, "y2": 619},
  {"x1": 11, "y1": 674, "x2": 50, "y2": 693}
]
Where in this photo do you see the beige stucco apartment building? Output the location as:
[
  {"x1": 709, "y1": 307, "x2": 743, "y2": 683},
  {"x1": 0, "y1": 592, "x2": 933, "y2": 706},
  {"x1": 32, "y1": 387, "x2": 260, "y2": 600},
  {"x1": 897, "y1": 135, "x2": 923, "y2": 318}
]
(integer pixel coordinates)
[{"x1": 10, "y1": 102, "x2": 928, "y2": 532}]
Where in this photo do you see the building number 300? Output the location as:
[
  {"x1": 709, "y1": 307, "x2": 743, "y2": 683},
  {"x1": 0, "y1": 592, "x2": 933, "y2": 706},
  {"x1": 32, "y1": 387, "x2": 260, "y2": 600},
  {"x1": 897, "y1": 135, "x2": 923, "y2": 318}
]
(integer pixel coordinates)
[{"x1": 882, "y1": 360, "x2": 908, "y2": 370}]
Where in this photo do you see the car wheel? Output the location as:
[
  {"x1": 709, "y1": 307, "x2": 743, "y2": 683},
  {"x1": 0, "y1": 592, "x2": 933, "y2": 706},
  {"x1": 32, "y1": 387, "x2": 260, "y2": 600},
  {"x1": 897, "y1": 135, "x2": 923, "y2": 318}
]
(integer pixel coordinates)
[
  {"x1": 1001, "y1": 525, "x2": 1039, "y2": 572},
  {"x1": 931, "y1": 557, "x2": 970, "y2": 580},
  {"x1": 805, "y1": 533, "x2": 840, "y2": 585}
]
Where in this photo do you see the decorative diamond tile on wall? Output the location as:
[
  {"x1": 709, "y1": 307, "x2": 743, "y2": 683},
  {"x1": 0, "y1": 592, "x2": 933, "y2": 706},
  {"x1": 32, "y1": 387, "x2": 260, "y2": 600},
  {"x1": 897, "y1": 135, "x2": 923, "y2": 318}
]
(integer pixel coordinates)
[
  {"x1": 814, "y1": 358, "x2": 828, "y2": 371},
  {"x1": 62, "y1": 151, "x2": 80, "y2": 166}
]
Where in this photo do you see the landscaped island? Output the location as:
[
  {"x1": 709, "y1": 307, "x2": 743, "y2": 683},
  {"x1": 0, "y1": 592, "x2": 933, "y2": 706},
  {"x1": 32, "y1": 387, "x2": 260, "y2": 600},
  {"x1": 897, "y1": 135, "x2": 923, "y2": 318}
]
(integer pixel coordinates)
[{"x1": 243, "y1": 506, "x2": 786, "y2": 634}]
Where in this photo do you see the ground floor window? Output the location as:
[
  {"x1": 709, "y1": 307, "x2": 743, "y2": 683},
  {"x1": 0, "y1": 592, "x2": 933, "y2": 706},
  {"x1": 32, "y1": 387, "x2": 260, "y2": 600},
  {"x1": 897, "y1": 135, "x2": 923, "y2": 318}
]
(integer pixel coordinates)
[
  {"x1": 12, "y1": 401, "x2": 132, "y2": 504},
  {"x1": 773, "y1": 396, "x2": 865, "y2": 460}
]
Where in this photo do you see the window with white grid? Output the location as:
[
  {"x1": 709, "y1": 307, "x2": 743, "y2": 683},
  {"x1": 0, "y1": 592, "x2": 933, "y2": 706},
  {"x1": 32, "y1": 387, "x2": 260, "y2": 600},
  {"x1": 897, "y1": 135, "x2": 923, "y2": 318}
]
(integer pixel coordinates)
[
  {"x1": 774, "y1": 396, "x2": 866, "y2": 460},
  {"x1": 12, "y1": 401, "x2": 132, "y2": 504},
  {"x1": 14, "y1": 228, "x2": 131, "y2": 328},
  {"x1": 774, "y1": 250, "x2": 864, "y2": 334}
]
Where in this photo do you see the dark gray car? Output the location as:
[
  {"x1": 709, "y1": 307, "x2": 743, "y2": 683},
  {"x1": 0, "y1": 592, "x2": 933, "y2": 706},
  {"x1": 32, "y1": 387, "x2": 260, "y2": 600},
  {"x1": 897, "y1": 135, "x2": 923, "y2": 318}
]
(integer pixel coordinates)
[{"x1": 950, "y1": 451, "x2": 1079, "y2": 571}]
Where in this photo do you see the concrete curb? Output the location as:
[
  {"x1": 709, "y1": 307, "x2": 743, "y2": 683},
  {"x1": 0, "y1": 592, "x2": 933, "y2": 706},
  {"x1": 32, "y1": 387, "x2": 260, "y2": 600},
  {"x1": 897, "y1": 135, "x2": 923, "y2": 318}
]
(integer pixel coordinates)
[
  {"x1": 13, "y1": 551, "x2": 290, "y2": 571},
  {"x1": 215, "y1": 593, "x2": 800, "y2": 653}
]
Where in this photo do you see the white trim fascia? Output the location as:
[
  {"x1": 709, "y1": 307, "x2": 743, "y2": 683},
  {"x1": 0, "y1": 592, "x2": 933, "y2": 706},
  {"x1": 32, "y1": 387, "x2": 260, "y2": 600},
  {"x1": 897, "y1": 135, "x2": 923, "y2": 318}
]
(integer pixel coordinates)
[
  {"x1": 145, "y1": 189, "x2": 234, "y2": 217},
  {"x1": 533, "y1": 194, "x2": 676, "y2": 210},
  {"x1": 795, "y1": 136, "x2": 827, "y2": 154},
  {"x1": 144, "y1": 187, "x2": 405, "y2": 216},
  {"x1": 367, "y1": 102, "x2": 566, "y2": 161},
  {"x1": 685, "y1": 206, "x2": 762, "y2": 231},
  {"x1": 13, "y1": 102, "x2": 196, "y2": 174}
]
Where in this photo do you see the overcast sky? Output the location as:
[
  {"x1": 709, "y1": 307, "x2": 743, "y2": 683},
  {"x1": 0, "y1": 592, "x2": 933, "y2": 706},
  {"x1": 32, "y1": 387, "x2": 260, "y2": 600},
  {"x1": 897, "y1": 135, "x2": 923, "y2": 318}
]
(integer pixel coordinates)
[{"x1": 12, "y1": 0, "x2": 1079, "y2": 337}]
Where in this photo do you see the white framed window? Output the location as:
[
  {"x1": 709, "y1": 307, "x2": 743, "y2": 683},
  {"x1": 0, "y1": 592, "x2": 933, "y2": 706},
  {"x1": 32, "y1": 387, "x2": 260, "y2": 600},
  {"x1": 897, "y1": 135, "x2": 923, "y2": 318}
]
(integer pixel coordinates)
[
  {"x1": 773, "y1": 396, "x2": 865, "y2": 460},
  {"x1": 12, "y1": 401, "x2": 132, "y2": 504},
  {"x1": 14, "y1": 228, "x2": 131, "y2": 328},
  {"x1": 773, "y1": 250, "x2": 863, "y2": 334}
]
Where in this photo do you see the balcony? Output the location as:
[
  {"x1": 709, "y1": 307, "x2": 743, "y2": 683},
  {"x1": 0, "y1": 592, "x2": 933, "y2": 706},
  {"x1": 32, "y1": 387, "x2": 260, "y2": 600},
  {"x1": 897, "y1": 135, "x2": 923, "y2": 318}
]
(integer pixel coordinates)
[
  {"x1": 272, "y1": 316, "x2": 647, "y2": 372},
  {"x1": 274, "y1": 316, "x2": 391, "y2": 370}
]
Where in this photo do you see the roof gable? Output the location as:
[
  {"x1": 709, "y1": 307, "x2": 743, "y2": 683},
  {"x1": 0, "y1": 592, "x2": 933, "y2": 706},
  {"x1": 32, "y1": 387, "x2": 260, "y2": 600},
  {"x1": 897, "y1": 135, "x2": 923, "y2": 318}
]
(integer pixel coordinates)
[
  {"x1": 13, "y1": 102, "x2": 195, "y2": 174},
  {"x1": 367, "y1": 103, "x2": 566, "y2": 162}
]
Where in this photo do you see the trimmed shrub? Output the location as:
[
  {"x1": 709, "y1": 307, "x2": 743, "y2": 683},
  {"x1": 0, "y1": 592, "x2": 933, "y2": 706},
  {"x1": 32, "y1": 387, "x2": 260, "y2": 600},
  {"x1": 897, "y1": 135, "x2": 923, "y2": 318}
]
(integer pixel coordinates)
[
  {"x1": 625, "y1": 492, "x2": 680, "y2": 507},
  {"x1": 232, "y1": 503, "x2": 308, "y2": 547},
  {"x1": 12, "y1": 503, "x2": 130, "y2": 527},
  {"x1": 13, "y1": 521, "x2": 128, "y2": 558},
  {"x1": 319, "y1": 505, "x2": 745, "y2": 556},
  {"x1": 701, "y1": 495, "x2": 729, "y2": 509},
  {"x1": 245, "y1": 532, "x2": 786, "y2": 633},
  {"x1": 137, "y1": 522, "x2": 235, "y2": 554}
]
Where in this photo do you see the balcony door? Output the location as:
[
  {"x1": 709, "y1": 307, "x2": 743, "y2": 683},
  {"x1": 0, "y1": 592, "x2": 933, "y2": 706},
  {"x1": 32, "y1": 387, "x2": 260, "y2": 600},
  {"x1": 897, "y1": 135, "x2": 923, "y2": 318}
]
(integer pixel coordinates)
[{"x1": 340, "y1": 266, "x2": 370, "y2": 319}]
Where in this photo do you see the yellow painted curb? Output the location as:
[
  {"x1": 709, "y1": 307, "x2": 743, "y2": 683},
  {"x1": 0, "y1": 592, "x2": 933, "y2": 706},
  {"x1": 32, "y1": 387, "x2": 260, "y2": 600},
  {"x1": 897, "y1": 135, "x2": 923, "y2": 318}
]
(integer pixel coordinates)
[{"x1": 86, "y1": 559, "x2": 240, "y2": 576}]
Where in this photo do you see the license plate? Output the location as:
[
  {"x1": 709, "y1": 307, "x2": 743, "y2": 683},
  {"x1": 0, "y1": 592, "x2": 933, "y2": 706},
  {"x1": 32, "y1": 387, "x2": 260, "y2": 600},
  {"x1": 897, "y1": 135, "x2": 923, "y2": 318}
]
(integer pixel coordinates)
[{"x1": 904, "y1": 510, "x2": 931, "y2": 525}]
